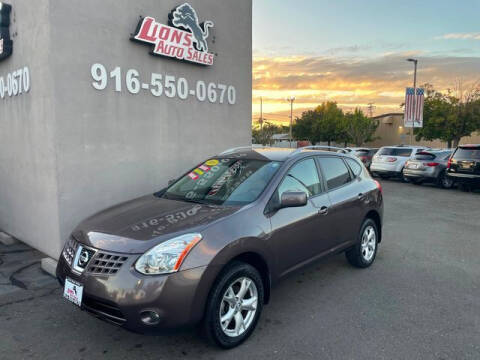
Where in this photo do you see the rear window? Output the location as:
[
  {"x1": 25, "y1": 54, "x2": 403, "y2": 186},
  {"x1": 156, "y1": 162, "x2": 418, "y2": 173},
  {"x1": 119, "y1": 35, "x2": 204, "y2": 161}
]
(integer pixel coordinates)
[
  {"x1": 453, "y1": 147, "x2": 480, "y2": 160},
  {"x1": 378, "y1": 147, "x2": 413, "y2": 157},
  {"x1": 353, "y1": 150, "x2": 369, "y2": 156},
  {"x1": 414, "y1": 152, "x2": 436, "y2": 160}
]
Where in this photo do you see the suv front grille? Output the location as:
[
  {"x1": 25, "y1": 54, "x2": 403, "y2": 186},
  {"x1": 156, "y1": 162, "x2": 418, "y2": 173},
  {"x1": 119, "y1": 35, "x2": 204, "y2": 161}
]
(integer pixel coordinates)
[
  {"x1": 63, "y1": 238, "x2": 129, "y2": 276},
  {"x1": 87, "y1": 252, "x2": 129, "y2": 275}
]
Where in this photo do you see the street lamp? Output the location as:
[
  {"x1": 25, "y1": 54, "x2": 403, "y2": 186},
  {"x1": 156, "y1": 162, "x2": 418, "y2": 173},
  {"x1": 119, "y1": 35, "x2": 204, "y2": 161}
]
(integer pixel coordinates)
[
  {"x1": 286, "y1": 96, "x2": 295, "y2": 148},
  {"x1": 406, "y1": 58, "x2": 418, "y2": 145}
]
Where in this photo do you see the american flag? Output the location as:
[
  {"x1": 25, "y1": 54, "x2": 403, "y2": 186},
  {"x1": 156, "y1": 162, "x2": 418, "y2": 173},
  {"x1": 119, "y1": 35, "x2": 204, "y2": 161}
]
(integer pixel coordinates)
[{"x1": 404, "y1": 87, "x2": 424, "y2": 128}]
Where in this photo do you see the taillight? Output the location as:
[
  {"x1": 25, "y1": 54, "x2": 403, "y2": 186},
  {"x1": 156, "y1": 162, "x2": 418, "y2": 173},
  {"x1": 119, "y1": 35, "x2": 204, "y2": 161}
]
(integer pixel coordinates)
[
  {"x1": 374, "y1": 180, "x2": 382, "y2": 194},
  {"x1": 447, "y1": 158, "x2": 452, "y2": 169},
  {"x1": 387, "y1": 157, "x2": 397, "y2": 162},
  {"x1": 424, "y1": 162, "x2": 439, "y2": 167}
]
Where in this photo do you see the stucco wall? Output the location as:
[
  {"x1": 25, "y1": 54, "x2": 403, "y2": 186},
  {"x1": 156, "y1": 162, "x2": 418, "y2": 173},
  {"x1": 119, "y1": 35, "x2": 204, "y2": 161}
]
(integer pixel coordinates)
[
  {"x1": 0, "y1": 0, "x2": 62, "y2": 255},
  {"x1": 0, "y1": 0, "x2": 252, "y2": 258}
]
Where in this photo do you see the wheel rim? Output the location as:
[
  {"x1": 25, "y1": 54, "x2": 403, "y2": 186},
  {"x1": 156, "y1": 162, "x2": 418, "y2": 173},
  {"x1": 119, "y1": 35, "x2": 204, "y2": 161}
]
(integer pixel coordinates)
[
  {"x1": 361, "y1": 225, "x2": 376, "y2": 262},
  {"x1": 442, "y1": 175, "x2": 453, "y2": 188},
  {"x1": 219, "y1": 277, "x2": 258, "y2": 337}
]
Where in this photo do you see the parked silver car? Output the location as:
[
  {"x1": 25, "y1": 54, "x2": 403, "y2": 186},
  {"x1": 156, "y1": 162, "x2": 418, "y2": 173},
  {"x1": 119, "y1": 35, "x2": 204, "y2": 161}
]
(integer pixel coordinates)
[
  {"x1": 370, "y1": 146, "x2": 426, "y2": 180},
  {"x1": 402, "y1": 150, "x2": 454, "y2": 188}
]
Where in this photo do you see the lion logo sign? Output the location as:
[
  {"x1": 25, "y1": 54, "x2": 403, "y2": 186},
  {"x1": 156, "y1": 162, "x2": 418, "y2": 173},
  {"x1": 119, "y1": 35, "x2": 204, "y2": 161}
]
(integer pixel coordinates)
[
  {"x1": 170, "y1": 3, "x2": 214, "y2": 52},
  {"x1": 132, "y1": 2, "x2": 215, "y2": 66}
]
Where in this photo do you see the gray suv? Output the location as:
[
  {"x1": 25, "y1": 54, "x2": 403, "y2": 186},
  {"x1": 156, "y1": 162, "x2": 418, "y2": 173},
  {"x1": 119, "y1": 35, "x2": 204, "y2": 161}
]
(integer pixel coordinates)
[{"x1": 56, "y1": 146, "x2": 384, "y2": 348}]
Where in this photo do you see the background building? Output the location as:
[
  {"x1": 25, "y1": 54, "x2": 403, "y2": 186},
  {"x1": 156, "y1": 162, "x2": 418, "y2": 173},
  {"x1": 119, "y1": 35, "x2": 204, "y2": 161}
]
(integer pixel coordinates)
[
  {"x1": 365, "y1": 113, "x2": 480, "y2": 148},
  {"x1": 0, "y1": 0, "x2": 252, "y2": 259}
]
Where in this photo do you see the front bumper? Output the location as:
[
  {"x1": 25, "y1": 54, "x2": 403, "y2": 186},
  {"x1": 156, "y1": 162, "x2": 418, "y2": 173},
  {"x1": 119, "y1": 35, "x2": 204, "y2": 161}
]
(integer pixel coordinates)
[{"x1": 56, "y1": 252, "x2": 215, "y2": 333}]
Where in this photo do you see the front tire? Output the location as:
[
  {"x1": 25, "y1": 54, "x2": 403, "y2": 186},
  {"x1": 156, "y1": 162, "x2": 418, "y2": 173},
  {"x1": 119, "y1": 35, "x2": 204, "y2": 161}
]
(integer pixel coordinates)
[
  {"x1": 346, "y1": 219, "x2": 379, "y2": 268},
  {"x1": 202, "y1": 261, "x2": 264, "y2": 349}
]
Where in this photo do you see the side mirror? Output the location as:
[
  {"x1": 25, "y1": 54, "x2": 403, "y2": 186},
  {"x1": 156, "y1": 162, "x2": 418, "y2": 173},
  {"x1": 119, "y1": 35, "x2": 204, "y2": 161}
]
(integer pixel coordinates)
[{"x1": 280, "y1": 191, "x2": 308, "y2": 209}]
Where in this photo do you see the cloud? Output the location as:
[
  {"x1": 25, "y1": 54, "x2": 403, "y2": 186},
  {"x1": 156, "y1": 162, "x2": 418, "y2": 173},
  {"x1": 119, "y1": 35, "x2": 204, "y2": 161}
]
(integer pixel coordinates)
[
  {"x1": 436, "y1": 33, "x2": 480, "y2": 40},
  {"x1": 252, "y1": 53, "x2": 480, "y2": 119}
]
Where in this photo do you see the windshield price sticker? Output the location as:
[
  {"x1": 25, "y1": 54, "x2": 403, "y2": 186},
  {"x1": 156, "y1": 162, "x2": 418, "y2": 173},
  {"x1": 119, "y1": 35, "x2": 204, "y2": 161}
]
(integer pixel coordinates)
[{"x1": 91, "y1": 63, "x2": 236, "y2": 105}]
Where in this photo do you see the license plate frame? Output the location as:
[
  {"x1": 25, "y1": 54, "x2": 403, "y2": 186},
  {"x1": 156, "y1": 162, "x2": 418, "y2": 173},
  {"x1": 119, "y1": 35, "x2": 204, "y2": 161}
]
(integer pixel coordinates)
[{"x1": 63, "y1": 277, "x2": 83, "y2": 307}]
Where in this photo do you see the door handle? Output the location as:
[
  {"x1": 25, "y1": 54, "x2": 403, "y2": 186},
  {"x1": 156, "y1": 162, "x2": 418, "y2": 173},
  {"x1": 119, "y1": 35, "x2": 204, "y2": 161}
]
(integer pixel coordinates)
[
  {"x1": 318, "y1": 206, "x2": 328, "y2": 215},
  {"x1": 358, "y1": 193, "x2": 365, "y2": 199}
]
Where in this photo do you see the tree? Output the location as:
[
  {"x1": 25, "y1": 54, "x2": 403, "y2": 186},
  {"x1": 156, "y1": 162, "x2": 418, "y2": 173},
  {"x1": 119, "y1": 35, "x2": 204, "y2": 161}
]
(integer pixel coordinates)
[
  {"x1": 415, "y1": 83, "x2": 480, "y2": 148},
  {"x1": 315, "y1": 102, "x2": 345, "y2": 146},
  {"x1": 252, "y1": 122, "x2": 281, "y2": 145},
  {"x1": 293, "y1": 102, "x2": 345, "y2": 146},
  {"x1": 343, "y1": 108, "x2": 379, "y2": 146},
  {"x1": 292, "y1": 110, "x2": 320, "y2": 143}
]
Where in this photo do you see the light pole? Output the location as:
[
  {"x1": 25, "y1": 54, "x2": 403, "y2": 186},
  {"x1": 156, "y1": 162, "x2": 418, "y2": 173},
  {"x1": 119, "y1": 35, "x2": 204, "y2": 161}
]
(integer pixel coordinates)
[
  {"x1": 287, "y1": 96, "x2": 295, "y2": 148},
  {"x1": 407, "y1": 58, "x2": 418, "y2": 145}
]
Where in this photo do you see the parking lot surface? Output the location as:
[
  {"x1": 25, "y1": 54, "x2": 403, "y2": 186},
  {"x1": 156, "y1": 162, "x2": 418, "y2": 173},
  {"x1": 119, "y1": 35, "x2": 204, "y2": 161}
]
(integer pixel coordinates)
[{"x1": 0, "y1": 181, "x2": 479, "y2": 360}]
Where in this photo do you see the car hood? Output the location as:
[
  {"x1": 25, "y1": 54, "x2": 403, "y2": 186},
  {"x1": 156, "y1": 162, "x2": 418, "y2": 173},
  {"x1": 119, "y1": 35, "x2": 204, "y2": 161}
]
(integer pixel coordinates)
[{"x1": 72, "y1": 195, "x2": 241, "y2": 253}]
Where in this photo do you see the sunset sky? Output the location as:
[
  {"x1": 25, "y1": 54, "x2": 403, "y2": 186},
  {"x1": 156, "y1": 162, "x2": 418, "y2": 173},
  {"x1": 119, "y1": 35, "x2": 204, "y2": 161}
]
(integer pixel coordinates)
[{"x1": 252, "y1": 0, "x2": 480, "y2": 125}]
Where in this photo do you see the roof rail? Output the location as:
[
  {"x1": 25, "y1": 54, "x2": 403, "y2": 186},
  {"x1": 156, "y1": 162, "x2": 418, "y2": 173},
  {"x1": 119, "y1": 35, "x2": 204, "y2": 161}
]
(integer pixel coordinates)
[
  {"x1": 220, "y1": 145, "x2": 264, "y2": 155},
  {"x1": 289, "y1": 145, "x2": 345, "y2": 157}
]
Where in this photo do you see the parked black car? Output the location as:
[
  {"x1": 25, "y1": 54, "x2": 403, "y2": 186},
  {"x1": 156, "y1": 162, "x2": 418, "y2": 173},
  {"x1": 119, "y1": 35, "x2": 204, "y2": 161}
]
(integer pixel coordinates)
[
  {"x1": 446, "y1": 145, "x2": 480, "y2": 191},
  {"x1": 403, "y1": 150, "x2": 454, "y2": 188}
]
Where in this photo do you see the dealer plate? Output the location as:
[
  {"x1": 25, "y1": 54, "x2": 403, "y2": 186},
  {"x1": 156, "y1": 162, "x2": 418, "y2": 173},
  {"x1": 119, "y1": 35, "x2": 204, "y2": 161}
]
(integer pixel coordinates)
[{"x1": 63, "y1": 277, "x2": 83, "y2": 307}]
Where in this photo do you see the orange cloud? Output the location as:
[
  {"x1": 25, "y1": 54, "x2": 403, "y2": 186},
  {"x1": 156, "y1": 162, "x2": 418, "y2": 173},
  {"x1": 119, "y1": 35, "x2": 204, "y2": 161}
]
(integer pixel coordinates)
[{"x1": 252, "y1": 53, "x2": 480, "y2": 124}]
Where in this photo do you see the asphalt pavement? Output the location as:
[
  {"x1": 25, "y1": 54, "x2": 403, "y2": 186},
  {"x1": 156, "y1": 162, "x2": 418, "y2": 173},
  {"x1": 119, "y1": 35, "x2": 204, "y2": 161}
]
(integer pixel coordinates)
[{"x1": 0, "y1": 180, "x2": 479, "y2": 360}]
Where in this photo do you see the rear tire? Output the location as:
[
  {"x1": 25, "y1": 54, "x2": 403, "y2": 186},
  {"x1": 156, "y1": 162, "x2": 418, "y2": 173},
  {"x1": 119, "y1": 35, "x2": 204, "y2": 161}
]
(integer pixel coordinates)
[
  {"x1": 346, "y1": 219, "x2": 379, "y2": 268},
  {"x1": 202, "y1": 261, "x2": 264, "y2": 349},
  {"x1": 438, "y1": 172, "x2": 454, "y2": 189}
]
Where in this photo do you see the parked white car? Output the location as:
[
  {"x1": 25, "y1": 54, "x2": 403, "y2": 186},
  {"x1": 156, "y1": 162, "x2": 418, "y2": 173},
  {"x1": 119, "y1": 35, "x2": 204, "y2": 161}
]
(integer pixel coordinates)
[{"x1": 370, "y1": 145, "x2": 427, "y2": 180}]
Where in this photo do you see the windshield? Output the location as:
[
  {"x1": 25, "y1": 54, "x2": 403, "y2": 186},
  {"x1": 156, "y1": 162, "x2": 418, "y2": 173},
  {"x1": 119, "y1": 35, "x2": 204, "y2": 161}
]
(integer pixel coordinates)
[
  {"x1": 162, "y1": 158, "x2": 281, "y2": 205},
  {"x1": 378, "y1": 147, "x2": 413, "y2": 157}
]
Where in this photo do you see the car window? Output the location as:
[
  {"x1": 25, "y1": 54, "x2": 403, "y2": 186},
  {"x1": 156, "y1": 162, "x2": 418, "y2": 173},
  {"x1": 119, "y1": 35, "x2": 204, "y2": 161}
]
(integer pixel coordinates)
[
  {"x1": 414, "y1": 152, "x2": 436, "y2": 160},
  {"x1": 453, "y1": 147, "x2": 480, "y2": 160},
  {"x1": 318, "y1": 157, "x2": 352, "y2": 190},
  {"x1": 277, "y1": 159, "x2": 321, "y2": 198},
  {"x1": 345, "y1": 158, "x2": 362, "y2": 176},
  {"x1": 377, "y1": 147, "x2": 413, "y2": 157}
]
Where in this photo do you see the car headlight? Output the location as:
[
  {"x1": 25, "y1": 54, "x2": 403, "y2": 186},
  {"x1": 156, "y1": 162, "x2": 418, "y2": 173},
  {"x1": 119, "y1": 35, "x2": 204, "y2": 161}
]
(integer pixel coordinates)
[{"x1": 134, "y1": 233, "x2": 202, "y2": 275}]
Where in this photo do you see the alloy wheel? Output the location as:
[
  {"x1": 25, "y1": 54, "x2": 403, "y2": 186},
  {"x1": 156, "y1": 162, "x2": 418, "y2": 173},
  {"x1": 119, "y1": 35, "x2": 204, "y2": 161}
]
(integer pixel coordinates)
[
  {"x1": 360, "y1": 225, "x2": 376, "y2": 262},
  {"x1": 219, "y1": 277, "x2": 258, "y2": 337},
  {"x1": 441, "y1": 175, "x2": 453, "y2": 188}
]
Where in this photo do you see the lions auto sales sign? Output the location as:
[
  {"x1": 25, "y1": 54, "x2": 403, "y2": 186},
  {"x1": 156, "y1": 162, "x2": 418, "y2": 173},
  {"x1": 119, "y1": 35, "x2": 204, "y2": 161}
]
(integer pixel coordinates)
[{"x1": 132, "y1": 3, "x2": 215, "y2": 66}]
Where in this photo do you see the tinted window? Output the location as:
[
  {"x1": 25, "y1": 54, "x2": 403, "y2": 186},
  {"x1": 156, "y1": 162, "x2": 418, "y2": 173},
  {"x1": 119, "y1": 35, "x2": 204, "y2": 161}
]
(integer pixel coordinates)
[
  {"x1": 345, "y1": 158, "x2": 362, "y2": 176},
  {"x1": 378, "y1": 147, "x2": 413, "y2": 157},
  {"x1": 414, "y1": 152, "x2": 436, "y2": 160},
  {"x1": 278, "y1": 159, "x2": 321, "y2": 198},
  {"x1": 319, "y1": 157, "x2": 352, "y2": 190},
  {"x1": 163, "y1": 158, "x2": 281, "y2": 205},
  {"x1": 453, "y1": 147, "x2": 480, "y2": 160}
]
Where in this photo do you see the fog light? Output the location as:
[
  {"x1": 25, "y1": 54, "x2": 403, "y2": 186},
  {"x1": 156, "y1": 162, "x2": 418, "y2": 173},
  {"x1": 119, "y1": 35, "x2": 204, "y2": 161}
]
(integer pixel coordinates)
[{"x1": 140, "y1": 310, "x2": 160, "y2": 325}]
